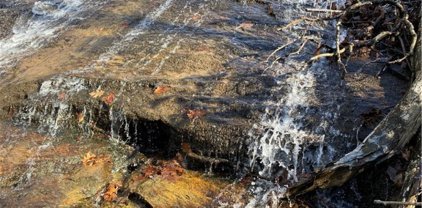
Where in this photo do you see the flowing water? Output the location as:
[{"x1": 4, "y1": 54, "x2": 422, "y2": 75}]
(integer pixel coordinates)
[
  {"x1": 0, "y1": 0, "x2": 411, "y2": 207},
  {"x1": 0, "y1": 0, "x2": 108, "y2": 74}
]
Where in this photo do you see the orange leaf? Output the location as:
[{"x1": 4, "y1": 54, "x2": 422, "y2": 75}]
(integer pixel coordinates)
[
  {"x1": 187, "y1": 109, "x2": 206, "y2": 120},
  {"x1": 181, "y1": 143, "x2": 192, "y2": 153},
  {"x1": 135, "y1": 165, "x2": 157, "y2": 181},
  {"x1": 153, "y1": 86, "x2": 170, "y2": 95},
  {"x1": 102, "y1": 92, "x2": 115, "y2": 105},
  {"x1": 192, "y1": 14, "x2": 201, "y2": 21},
  {"x1": 160, "y1": 161, "x2": 184, "y2": 179},
  {"x1": 238, "y1": 22, "x2": 254, "y2": 30},
  {"x1": 103, "y1": 183, "x2": 119, "y2": 202},
  {"x1": 89, "y1": 89, "x2": 104, "y2": 98},
  {"x1": 76, "y1": 112, "x2": 85, "y2": 124},
  {"x1": 82, "y1": 152, "x2": 97, "y2": 166},
  {"x1": 58, "y1": 92, "x2": 66, "y2": 101}
]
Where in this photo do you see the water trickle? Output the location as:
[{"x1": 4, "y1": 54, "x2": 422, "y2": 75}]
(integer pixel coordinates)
[
  {"x1": 246, "y1": 1, "x2": 351, "y2": 204},
  {"x1": 96, "y1": 0, "x2": 176, "y2": 65},
  {"x1": 0, "y1": 0, "x2": 106, "y2": 72},
  {"x1": 14, "y1": 76, "x2": 86, "y2": 136},
  {"x1": 250, "y1": 65, "x2": 319, "y2": 181}
]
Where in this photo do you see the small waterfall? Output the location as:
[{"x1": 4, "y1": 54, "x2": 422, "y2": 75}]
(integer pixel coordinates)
[
  {"x1": 248, "y1": 58, "x2": 346, "y2": 182},
  {"x1": 245, "y1": 1, "x2": 351, "y2": 206},
  {"x1": 14, "y1": 77, "x2": 87, "y2": 136},
  {"x1": 12, "y1": 76, "x2": 168, "y2": 155},
  {"x1": 249, "y1": 66, "x2": 319, "y2": 181}
]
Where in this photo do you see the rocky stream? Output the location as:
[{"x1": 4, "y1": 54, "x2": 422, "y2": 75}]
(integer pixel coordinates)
[{"x1": 0, "y1": 0, "x2": 420, "y2": 207}]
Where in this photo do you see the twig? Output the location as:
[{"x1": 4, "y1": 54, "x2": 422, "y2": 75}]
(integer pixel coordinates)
[
  {"x1": 356, "y1": 57, "x2": 389, "y2": 73},
  {"x1": 388, "y1": 14, "x2": 418, "y2": 64},
  {"x1": 265, "y1": 56, "x2": 282, "y2": 71},
  {"x1": 376, "y1": 65, "x2": 389, "y2": 77},
  {"x1": 335, "y1": 19, "x2": 347, "y2": 74},
  {"x1": 398, "y1": 36, "x2": 412, "y2": 68},
  {"x1": 310, "y1": 46, "x2": 349, "y2": 61},
  {"x1": 305, "y1": 8, "x2": 343, "y2": 13},
  {"x1": 290, "y1": 39, "x2": 309, "y2": 56},
  {"x1": 373, "y1": 200, "x2": 422, "y2": 206},
  {"x1": 310, "y1": 31, "x2": 394, "y2": 62},
  {"x1": 266, "y1": 40, "x2": 295, "y2": 62},
  {"x1": 278, "y1": 17, "x2": 320, "y2": 31},
  {"x1": 186, "y1": 151, "x2": 230, "y2": 165}
]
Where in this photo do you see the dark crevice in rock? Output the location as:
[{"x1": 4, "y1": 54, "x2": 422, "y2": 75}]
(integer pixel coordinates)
[
  {"x1": 127, "y1": 192, "x2": 153, "y2": 208},
  {"x1": 9, "y1": 94, "x2": 238, "y2": 174}
]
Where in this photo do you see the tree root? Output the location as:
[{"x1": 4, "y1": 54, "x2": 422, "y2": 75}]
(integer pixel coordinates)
[
  {"x1": 286, "y1": 20, "x2": 421, "y2": 196},
  {"x1": 274, "y1": 0, "x2": 418, "y2": 76}
]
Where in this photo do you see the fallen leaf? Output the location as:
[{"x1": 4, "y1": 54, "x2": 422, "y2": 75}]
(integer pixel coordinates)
[
  {"x1": 160, "y1": 161, "x2": 184, "y2": 179},
  {"x1": 82, "y1": 152, "x2": 97, "y2": 166},
  {"x1": 401, "y1": 149, "x2": 411, "y2": 161},
  {"x1": 121, "y1": 22, "x2": 129, "y2": 28},
  {"x1": 135, "y1": 165, "x2": 157, "y2": 181},
  {"x1": 192, "y1": 14, "x2": 201, "y2": 21},
  {"x1": 58, "y1": 92, "x2": 66, "y2": 101},
  {"x1": 102, "y1": 92, "x2": 115, "y2": 105},
  {"x1": 76, "y1": 112, "x2": 85, "y2": 124},
  {"x1": 187, "y1": 109, "x2": 206, "y2": 120},
  {"x1": 238, "y1": 22, "x2": 254, "y2": 30},
  {"x1": 103, "y1": 183, "x2": 119, "y2": 202},
  {"x1": 153, "y1": 86, "x2": 170, "y2": 95},
  {"x1": 89, "y1": 89, "x2": 105, "y2": 98},
  {"x1": 181, "y1": 143, "x2": 192, "y2": 153}
]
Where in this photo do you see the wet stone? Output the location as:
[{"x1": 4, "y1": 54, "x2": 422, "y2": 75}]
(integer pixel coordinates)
[{"x1": 0, "y1": 0, "x2": 413, "y2": 207}]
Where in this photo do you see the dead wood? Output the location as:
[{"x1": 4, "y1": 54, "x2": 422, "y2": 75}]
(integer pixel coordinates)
[
  {"x1": 286, "y1": 68, "x2": 421, "y2": 196},
  {"x1": 397, "y1": 132, "x2": 421, "y2": 208},
  {"x1": 286, "y1": 17, "x2": 421, "y2": 196}
]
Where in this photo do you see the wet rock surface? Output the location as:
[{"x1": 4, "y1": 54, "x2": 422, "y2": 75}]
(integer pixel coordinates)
[
  {"x1": 0, "y1": 122, "x2": 230, "y2": 207},
  {"x1": 0, "y1": 0, "x2": 414, "y2": 207}
]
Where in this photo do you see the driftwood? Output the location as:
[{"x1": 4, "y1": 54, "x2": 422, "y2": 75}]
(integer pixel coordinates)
[
  {"x1": 397, "y1": 133, "x2": 421, "y2": 208},
  {"x1": 286, "y1": 29, "x2": 421, "y2": 197},
  {"x1": 397, "y1": 24, "x2": 422, "y2": 206}
]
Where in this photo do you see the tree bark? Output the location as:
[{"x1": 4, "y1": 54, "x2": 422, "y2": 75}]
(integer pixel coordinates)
[{"x1": 398, "y1": 132, "x2": 421, "y2": 208}]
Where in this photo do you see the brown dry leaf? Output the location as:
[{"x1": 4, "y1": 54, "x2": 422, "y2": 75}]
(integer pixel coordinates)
[
  {"x1": 103, "y1": 183, "x2": 119, "y2": 202},
  {"x1": 58, "y1": 92, "x2": 66, "y2": 101},
  {"x1": 76, "y1": 112, "x2": 85, "y2": 124},
  {"x1": 135, "y1": 165, "x2": 157, "y2": 181},
  {"x1": 192, "y1": 14, "x2": 201, "y2": 21},
  {"x1": 102, "y1": 92, "x2": 115, "y2": 105},
  {"x1": 181, "y1": 143, "x2": 192, "y2": 154},
  {"x1": 160, "y1": 161, "x2": 184, "y2": 179},
  {"x1": 216, "y1": 15, "x2": 230, "y2": 21},
  {"x1": 153, "y1": 86, "x2": 170, "y2": 95},
  {"x1": 187, "y1": 109, "x2": 206, "y2": 120},
  {"x1": 238, "y1": 22, "x2": 254, "y2": 30},
  {"x1": 82, "y1": 152, "x2": 97, "y2": 166},
  {"x1": 89, "y1": 89, "x2": 105, "y2": 98}
]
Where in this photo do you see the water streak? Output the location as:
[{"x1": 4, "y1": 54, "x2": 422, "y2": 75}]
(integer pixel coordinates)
[
  {"x1": 0, "y1": 0, "x2": 103, "y2": 73},
  {"x1": 96, "y1": 0, "x2": 175, "y2": 64}
]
